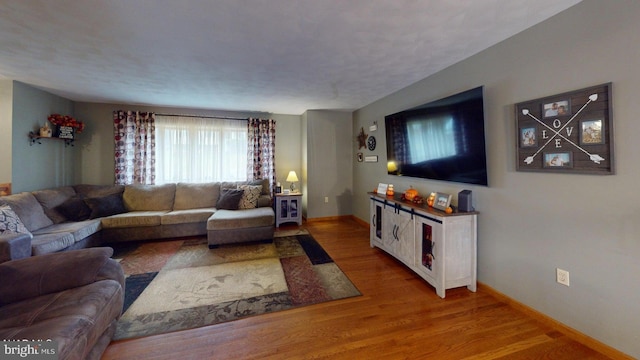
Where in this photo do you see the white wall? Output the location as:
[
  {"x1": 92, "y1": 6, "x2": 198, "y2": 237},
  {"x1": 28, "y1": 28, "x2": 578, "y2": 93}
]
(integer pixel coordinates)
[{"x1": 353, "y1": 1, "x2": 640, "y2": 357}]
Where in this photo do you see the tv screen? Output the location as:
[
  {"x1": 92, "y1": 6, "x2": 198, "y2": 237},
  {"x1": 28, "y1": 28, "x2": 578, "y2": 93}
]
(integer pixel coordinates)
[{"x1": 385, "y1": 86, "x2": 488, "y2": 186}]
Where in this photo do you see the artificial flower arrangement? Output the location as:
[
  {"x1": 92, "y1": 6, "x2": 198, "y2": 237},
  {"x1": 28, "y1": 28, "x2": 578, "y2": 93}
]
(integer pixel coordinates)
[{"x1": 48, "y1": 114, "x2": 85, "y2": 133}]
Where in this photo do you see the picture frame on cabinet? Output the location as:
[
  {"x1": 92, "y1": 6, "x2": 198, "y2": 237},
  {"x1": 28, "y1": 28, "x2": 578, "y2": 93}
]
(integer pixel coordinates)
[
  {"x1": 376, "y1": 183, "x2": 388, "y2": 195},
  {"x1": 433, "y1": 192, "x2": 452, "y2": 211}
]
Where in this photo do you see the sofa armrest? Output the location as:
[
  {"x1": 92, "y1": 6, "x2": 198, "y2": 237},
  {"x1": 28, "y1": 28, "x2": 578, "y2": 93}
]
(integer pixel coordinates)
[
  {"x1": 0, "y1": 247, "x2": 124, "y2": 306},
  {"x1": 0, "y1": 233, "x2": 32, "y2": 263}
]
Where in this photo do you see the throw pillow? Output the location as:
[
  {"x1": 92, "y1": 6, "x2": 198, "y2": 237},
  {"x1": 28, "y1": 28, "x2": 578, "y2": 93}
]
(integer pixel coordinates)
[
  {"x1": 84, "y1": 193, "x2": 128, "y2": 219},
  {"x1": 56, "y1": 196, "x2": 92, "y2": 221},
  {"x1": 0, "y1": 205, "x2": 31, "y2": 236},
  {"x1": 216, "y1": 188, "x2": 244, "y2": 210},
  {"x1": 237, "y1": 185, "x2": 262, "y2": 209}
]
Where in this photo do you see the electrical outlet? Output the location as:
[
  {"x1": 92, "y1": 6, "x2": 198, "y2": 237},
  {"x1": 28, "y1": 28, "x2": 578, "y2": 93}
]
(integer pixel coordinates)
[
  {"x1": 556, "y1": 268, "x2": 570, "y2": 286},
  {"x1": 324, "y1": 196, "x2": 329, "y2": 203}
]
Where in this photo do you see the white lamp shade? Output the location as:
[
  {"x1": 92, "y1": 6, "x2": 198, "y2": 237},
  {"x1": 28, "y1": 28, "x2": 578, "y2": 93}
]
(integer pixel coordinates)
[{"x1": 286, "y1": 171, "x2": 299, "y2": 182}]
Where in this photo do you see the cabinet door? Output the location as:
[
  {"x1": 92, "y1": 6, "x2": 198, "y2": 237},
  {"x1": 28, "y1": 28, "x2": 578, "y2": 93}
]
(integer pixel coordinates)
[
  {"x1": 384, "y1": 206, "x2": 414, "y2": 264},
  {"x1": 289, "y1": 198, "x2": 298, "y2": 218},
  {"x1": 414, "y1": 215, "x2": 442, "y2": 281},
  {"x1": 370, "y1": 199, "x2": 384, "y2": 247},
  {"x1": 280, "y1": 198, "x2": 290, "y2": 220}
]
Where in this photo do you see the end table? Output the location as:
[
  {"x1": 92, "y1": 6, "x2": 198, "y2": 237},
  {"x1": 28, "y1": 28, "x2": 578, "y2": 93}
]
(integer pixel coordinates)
[{"x1": 275, "y1": 193, "x2": 302, "y2": 227}]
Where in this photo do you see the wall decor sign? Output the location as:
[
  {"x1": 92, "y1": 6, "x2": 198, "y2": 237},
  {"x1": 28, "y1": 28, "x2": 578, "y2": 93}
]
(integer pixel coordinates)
[
  {"x1": 357, "y1": 127, "x2": 368, "y2": 149},
  {"x1": 515, "y1": 83, "x2": 614, "y2": 175}
]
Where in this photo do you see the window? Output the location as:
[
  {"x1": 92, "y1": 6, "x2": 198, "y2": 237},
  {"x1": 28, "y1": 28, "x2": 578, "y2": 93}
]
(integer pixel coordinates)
[{"x1": 155, "y1": 115, "x2": 247, "y2": 184}]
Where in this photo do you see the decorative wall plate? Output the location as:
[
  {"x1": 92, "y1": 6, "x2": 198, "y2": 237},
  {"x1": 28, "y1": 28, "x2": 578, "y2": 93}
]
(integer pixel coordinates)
[{"x1": 367, "y1": 136, "x2": 376, "y2": 151}]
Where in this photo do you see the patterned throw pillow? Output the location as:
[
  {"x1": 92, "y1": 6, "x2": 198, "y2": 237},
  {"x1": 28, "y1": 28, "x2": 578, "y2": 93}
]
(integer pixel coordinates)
[
  {"x1": 237, "y1": 185, "x2": 262, "y2": 209},
  {"x1": 0, "y1": 204, "x2": 31, "y2": 236}
]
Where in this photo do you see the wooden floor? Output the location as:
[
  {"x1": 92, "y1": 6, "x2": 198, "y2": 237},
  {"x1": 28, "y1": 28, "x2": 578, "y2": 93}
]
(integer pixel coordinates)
[{"x1": 102, "y1": 218, "x2": 621, "y2": 360}]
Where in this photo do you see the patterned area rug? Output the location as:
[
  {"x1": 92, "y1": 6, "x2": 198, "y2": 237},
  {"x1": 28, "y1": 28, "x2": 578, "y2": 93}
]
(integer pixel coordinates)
[{"x1": 112, "y1": 229, "x2": 360, "y2": 340}]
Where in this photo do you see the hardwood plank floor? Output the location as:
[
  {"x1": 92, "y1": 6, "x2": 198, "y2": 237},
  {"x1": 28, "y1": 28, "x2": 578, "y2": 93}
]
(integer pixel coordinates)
[{"x1": 102, "y1": 218, "x2": 622, "y2": 359}]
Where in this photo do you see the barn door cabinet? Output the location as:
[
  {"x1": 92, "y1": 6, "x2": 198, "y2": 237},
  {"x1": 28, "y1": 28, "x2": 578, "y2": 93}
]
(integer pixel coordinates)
[{"x1": 369, "y1": 193, "x2": 477, "y2": 298}]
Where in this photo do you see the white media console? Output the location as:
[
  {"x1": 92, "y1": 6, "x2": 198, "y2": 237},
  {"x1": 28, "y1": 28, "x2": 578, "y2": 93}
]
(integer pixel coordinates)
[{"x1": 369, "y1": 192, "x2": 478, "y2": 298}]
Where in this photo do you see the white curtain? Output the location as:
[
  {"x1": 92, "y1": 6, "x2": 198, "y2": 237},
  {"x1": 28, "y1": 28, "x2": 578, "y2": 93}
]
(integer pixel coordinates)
[{"x1": 155, "y1": 115, "x2": 248, "y2": 184}]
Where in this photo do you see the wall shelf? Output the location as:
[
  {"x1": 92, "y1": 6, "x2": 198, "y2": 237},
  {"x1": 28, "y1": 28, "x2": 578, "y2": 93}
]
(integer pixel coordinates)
[{"x1": 29, "y1": 132, "x2": 74, "y2": 147}]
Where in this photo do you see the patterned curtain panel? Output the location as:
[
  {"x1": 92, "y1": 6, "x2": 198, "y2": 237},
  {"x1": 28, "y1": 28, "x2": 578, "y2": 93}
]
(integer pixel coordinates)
[
  {"x1": 113, "y1": 110, "x2": 156, "y2": 185},
  {"x1": 247, "y1": 118, "x2": 276, "y2": 195}
]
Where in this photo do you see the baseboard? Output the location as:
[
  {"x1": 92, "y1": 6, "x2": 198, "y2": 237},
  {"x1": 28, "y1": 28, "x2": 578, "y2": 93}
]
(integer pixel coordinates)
[
  {"x1": 478, "y1": 282, "x2": 633, "y2": 359},
  {"x1": 352, "y1": 216, "x2": 369, "y2": 228},
  {"x1": 305, "y1": 215, "x2": 353, "y2": 223}
]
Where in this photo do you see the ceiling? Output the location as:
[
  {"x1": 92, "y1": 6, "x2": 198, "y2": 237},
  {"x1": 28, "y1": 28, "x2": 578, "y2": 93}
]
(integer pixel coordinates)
[{"x1": 0, "y1": 0, "x2": 582, "y2": 115}]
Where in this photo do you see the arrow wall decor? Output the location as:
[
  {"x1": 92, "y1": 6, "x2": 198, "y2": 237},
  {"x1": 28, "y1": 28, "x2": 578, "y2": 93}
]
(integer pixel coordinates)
[{"x1": 515, "y1": 83, "x2": 614, "y2": 175}]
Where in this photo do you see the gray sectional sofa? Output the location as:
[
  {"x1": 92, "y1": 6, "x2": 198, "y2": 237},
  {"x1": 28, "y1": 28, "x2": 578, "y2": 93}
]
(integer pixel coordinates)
[{"x1": 0, "y1": 179, "x2": 275, "y2": 262}]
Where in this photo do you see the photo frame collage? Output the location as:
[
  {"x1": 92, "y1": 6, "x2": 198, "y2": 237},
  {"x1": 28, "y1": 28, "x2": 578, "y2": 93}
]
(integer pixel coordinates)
[{"x1": 515, "y1": 83, "x2": 614, "y2": 175}]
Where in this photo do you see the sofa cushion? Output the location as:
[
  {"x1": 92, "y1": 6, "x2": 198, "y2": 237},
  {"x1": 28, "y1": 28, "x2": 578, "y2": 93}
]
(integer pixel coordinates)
[
  {"x1": 238, "y1": 184, "x2": 262, "y2": 209},
  {"x1": 251, "y1": 178, "x2": 271, "y2": 195},
  {"x1": 32, "y1": 186, "x2": 77, "y2": 223},
  {"x1": 100, "y1": 211, "x2": 166, "y2": 228},
  {"x1": 161, "y1": 208, "x2": 216, "y2": 225},
  {"x1": 0, "y1": 205, "x2": 31, "y2": 236},
  {"x1": 207, "y1": 207, "x2": 275, "y2": 230},
  {"x1": 173, "y1": 182, "x2": 220, "y2": 210},
  {"x1": 124, "y1": 184, "x2": 176, "y2": 211},
  {"x1": 30, "y1": 233, "x2": 75, "y2": 256},
  {"x1": 57, "y1": 196, "x2": 92, "y2": 221},
  {"x1": 0, "y1": 192, "x2": 53, "y2": 232},
  {"x1": 74, "y1": 184, "x2": 125, "y2": 199},
  {"x1": 216, "y1": 188, "x2": 244, "y2": 210},
  {"x1": 85, "y1": 193, "x2": 128, "y2": 219},
  {"x1": 32, "y1": 220, "x2": 102, "y2": 243}
]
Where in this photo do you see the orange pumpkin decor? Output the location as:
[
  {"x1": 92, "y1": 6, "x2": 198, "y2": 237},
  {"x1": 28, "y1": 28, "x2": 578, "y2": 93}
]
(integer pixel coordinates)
[
  {"x1": 386, "y1": 184, "x2": 395, "y2": 196},
  {"x1": 404, "y1": 187, "x2": 418, "y2": 201}
]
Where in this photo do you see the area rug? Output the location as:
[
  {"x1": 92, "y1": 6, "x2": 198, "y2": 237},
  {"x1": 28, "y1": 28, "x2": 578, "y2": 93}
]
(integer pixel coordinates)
[{"x1": 111, "y1": 229, "x2": 360, "y2": 340}]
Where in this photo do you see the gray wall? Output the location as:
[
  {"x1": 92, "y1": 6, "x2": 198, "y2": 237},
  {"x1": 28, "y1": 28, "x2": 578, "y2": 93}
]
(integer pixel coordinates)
[
  {"x1": 353, "y1": 0, "x2": 640, "y2": 357},
  {"x1": 304, "y1": 110, "x2": 353, "y2": 219},
  {"x1": 11, "y1": 82, "x2": 76, "y2": 193}
]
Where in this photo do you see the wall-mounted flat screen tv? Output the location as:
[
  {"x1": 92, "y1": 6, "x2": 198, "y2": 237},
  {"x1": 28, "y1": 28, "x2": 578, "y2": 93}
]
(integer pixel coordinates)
[{"x1": 385, "y1": 86, "x2": 488, "y2": 186}]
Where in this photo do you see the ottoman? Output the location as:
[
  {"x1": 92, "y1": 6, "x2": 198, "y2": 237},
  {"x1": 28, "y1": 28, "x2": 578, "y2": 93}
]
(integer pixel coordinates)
[{"x1": 207, "y1": 207, "x2": 275, "y2": 248}]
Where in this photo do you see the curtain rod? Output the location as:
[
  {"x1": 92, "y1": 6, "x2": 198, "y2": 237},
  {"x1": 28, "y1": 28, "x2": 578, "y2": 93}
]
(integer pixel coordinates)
[{"x1": 155, "y1": 113, "x2": 249, "y2": 121}]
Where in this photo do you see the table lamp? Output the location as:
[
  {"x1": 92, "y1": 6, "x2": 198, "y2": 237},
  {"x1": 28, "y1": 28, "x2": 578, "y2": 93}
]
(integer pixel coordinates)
[{"x1": 286, "y1": 171, "x2": 299, "y2": 192}]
